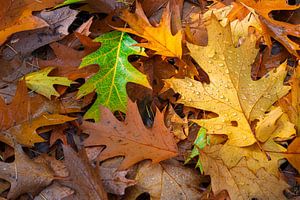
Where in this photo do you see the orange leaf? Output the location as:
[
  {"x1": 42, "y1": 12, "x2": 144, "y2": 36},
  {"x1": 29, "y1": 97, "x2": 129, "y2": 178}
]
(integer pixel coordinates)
[
  {"x1": 9, "y1": 114, "x2": 75, "y2": 147},
  {"x1": 287, "y1": 137, "x2": 300, "y2": 173},
  {"x1": 117, "y1": 2, "x2": 182, "y2": 58},
  {"x1": 82, "y1": 100, "x2": 178, "y2": 170},
  {"x1": 239, "y1": 0, "x2": 300, "y2": 57}
]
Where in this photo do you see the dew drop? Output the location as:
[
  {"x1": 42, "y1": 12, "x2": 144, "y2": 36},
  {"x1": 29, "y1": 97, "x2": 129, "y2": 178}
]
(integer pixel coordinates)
[
  {"x1": 225, "y1": 69, "x2": 229, "y2": 74},
  {"x1": 196, "y1": 91, "x2": 200, "y2": 95},
  {"x1": 218, "y1": 63, "x2": 224, "y2": 67},
  {"x1": 188, "y1": 98, "x2": 192, "y2": 102},
  {"x1": 232, "y1": 113, "x2": 237, "y2": 116},
  {"x1": 208, "y1": 60, "x2": 213, "y2": 64},
  {"x1": 188, "y1": 81, "x2": 193, "y2": 86},
  {"x1": 220, "y1": 95, "x2": 225, "y2": 99}
]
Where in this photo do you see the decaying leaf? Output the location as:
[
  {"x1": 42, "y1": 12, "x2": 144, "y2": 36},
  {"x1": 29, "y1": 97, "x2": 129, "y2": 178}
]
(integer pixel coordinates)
[
  {"x1": 164, "y1": 16, "x2": 295, "y2": 176},
  {"x1": 125, "y1": 160, "x2": 204, "y2": 200},
  {"x1": 0, "y1": 145, "x2": 54, "y2": 199},
  {"x1": 118, "y1": 2, "x2": 182, "y2": 58},
  {"x1": 60, "y1": 146, "x2": 108, "y2": 200},
  {"x1": 201, "y1": 145, "x2": 289, "y2": 200},
  {"x1": 82, "y1": 100, "x2": 178, "y2": 170},
  {"x1": 25, "y1": 67, "x2": 73, "y2": 99},
  {"x1": 78, "y1": 31, "x2": 150, "y2": 121}
]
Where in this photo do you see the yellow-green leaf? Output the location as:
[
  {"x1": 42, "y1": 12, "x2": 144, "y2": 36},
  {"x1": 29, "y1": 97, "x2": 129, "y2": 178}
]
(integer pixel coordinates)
[{"x1": 25, "y1": 67, "x2": 72, "y2": 99}]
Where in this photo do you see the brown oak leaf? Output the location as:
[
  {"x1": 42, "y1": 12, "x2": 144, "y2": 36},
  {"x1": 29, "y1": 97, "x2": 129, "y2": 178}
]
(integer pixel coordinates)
[{"x1": 82, "y1": 100, "x2": 178, "y2": 170}]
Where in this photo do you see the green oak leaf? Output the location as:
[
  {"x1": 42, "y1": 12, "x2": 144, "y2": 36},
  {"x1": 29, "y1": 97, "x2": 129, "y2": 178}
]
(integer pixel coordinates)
[
  {"x1": 54, "y1": 0, "x2": 85, "y2": 8},
  {"x1": 77, "y1": 31, "x2": 151, "y2": 121}
]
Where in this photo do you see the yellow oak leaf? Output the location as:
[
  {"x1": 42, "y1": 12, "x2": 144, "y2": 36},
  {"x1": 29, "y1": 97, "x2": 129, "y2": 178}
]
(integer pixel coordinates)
[
  {"x1": 201, "y1": 145, "x2": 288, "y2": 200},
  {"x1": 220, "y1": 109, "x2": 295, "y2": 176},
  {"x1": 25, "y1": 67, "x2": 72, "y2": 99},
  {"x1": 117, "y1": 2, "x2": 182, "y2": 58},
  {"x1": 164, "y1": 16, "x2": 290, "y2": 147},
  {"x1": 8, "y1": 114, "x2": 75, "y2": 147}
]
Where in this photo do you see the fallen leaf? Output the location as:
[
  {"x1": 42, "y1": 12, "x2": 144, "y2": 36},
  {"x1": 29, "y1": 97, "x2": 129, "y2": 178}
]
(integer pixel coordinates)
[
  {"x1": 82, "y1": 100, "x2": 178, "y2": 170},
  {"x1": 100, "y1": 166, "x2": 136, "y2": 195},
  {"x1": 117, "y1": 2, "x2": 182, "y2": 58},
  {"x1": 239, "y1": 0, "x2": 300, "y2": 57},
  {"x1": 2, "y1": 7, "x2": 78, "y2": 60},
  {"x1": 287, "y1": 137, "x2": 300, "y2": 173},
  {"x1": 125, "y1": 159, "x2": 204, "y2": 200},
  {"x1": 78, "y1": 31, "x2": 150, "y2": 121},
  {"x1": 25, "y1": 67, "x2": 73, "y2": 99},
  {"x1": 164, "y1": 16, "x2": 290, "y2": 147},
  {"x1": 9, "y1": 113, "x2": 75, "y2": 147},
  {"x1": 165, "y1": 105, "x2": 189, "y2": 141},
  {"x1": 0, "y1": 145, "x2": 54, "y2": 199},
  {"x1": 38, "y1": 34, "x2": 100, "y2": 80},
  {"x1": 279, "y1": 64, "x2": 300, "y2": 131},
  {"x1": 34, "y1": 183, "x2": 74, "y2": 200},
  {"x1": 59, "y1": 145, "x2": 108, "y2": 200},
  {"x1": 200, "y1": 144, "x2": 288, "y2": 200},
  {"x1": 0, "y1": 0, "x2": 64, "y2": 45},
  {"x1": 164, "y1": 16, "x2": 295, "y2": 176}
]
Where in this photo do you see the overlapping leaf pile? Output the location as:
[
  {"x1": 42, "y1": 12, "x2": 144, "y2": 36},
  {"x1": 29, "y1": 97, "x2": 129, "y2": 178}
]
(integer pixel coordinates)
[{"x1": 0, "y1": 0, "x2": 299, "y2": 199}]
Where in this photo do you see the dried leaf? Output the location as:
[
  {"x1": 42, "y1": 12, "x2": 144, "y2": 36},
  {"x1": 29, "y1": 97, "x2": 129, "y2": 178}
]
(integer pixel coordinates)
[
  {"x1": 0, "y1": 145, "x2": 54, "y2": 199},
  {"x1": 117, "y1": 2, "x2": 182, "y2": 58},
  {"x1": 0, "y1": 0, "x2": 64, "y2": 45},
  {"x1": 82, "y1": 100, "x2": 178, "y2": 170},
  {"x1": 25, "y1": 67, "x2": 73, "y2": 99},
  {"x1": 125, "y1": 160, "x2": 204, "y2": 200},
  {"x1": 201, "y1": 145, "x2": 288, "y2": 200},
  {"x1": 34, "y1": 183, "x2": 74, "y2": 200},
  {"x1": 8, "y1": 114, "x2": 75, "y2": 147},
  {"x1": 60, "y1": 146, "x2": 108, "y2": 200}
]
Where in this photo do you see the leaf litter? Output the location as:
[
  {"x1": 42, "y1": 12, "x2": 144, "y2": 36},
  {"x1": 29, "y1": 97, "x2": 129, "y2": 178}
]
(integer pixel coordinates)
[{"x1": 0, "y1": 0, "x2": 299, "y2": 199}]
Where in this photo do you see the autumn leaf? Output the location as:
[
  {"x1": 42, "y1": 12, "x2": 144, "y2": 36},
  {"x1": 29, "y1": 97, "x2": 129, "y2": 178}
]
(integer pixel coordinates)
[
  {"x1": 38, "y1": 35, "x2": 100, "y2": 81},
  {"x1": 117, "y1": 2, "x2": 182, "y2": 58},
  {"x1": 78, "y1": 31, "x2": 150, "y2": 121},
  {"x1": 201, "y1": 145, "x2": 289, "y2": 200},
  {"x1": 287, "y1": 137, "x2": 300, "y2": 173},
  {"x1": 125, "y1": 160, "x2": 203, "y2": 200},
  {"x1": 279, "y1": 64, "x2": 300, "y2": 131},
  {"x1": 164, "y1": 16, "x2": 295, "y2": 176},
  {"x1": 9, "y1": 114, "x2": 75, "y2": 147},
  {"x1": 164, "y1": 16, "x2": 290, "y2": 147},
  {"x1": 0, "y1": 145, "x2": 54, "y2": 199},
  {"x1": 25, "y1": 67, "x2": 73, "y2": 99},
  {"x1": 0, "y1": 0, "x2": 64, "y2": 45},
  {"x1": 239, "y1": 0, "x2": 300, "y2": 57},
  {"x1": 60, "y1": 145, "x2": 108, "y2": 200},
  {"x1": 82, "y1": 100, "x2": 178, "y2": 170}
]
